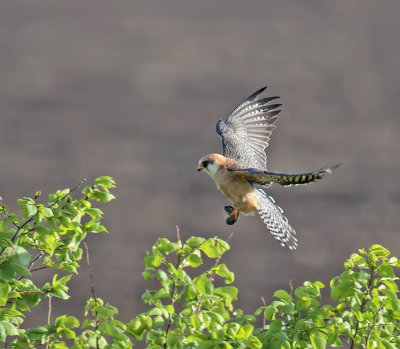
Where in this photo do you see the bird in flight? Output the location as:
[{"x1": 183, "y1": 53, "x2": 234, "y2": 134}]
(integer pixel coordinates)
[{"x1": 197, "y1": 87, "x2": 339, "y2": 249}]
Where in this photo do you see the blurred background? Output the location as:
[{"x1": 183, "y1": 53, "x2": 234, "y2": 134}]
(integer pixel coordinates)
[{"x1": 1, "y1": 0, "x2": 399, "y2": 330}]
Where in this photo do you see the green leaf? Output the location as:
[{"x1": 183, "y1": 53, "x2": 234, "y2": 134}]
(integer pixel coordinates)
[
  {"x1": 85, "y1": 208, "x2": 103, "y2": 219},
  {"x1": 313, "y1": 281, "x2": 325, "y2": 289},
  {"x1": 264, "y1": 305, "x2": 277, "y2": 320},
  {"x1": 369, "y1": 244, "x2": 390, "y2": 258},
  {"x1": 41, "y1": 207, "x2": 54, "y2": 218},
  {"x1": 331, "y1": 283, "x2": 354, "y2": 300},
  {"x1": 100, "y1": 321, "x2": 125, "y2": 340},
  {"x1": 25, "y1": 326, "x2": 49, "y2": 341},
  {"x1": 142, "y1": 271, "x2": 152, "y2": 280},
  {"x1": 61, "y1": 316, "x2": 80, "y2": 328},
  {"x1": 156, "y1": 269, "x2": 168, "y2": 283},
  {"x1": 153, "y1": 315, "x2": 164, "y2": 328},
  {"x1": 327, "y1": 332, "x2": 343, "y2": 347},
  {"x1": 295, "y1": 286, "x2": 319, "y2": 299},
  {"x1": 273, "y1": 289, "x2": 292, "y2": 302},
  {"x1": 0, "y1": 283, "x2": 10, "y2": 306},
  {"x1": 377, "y1": 263, "x2": 396, "y2": 278},
  {"x1": 213, "y1": 263, "x2": 234, "y2": 284},
  {"x1": 23, "y1": 203, "x2": 37, "y2": 218},
  {"x1": 90, "y1": 192, "x2": 115, "y2": 202},
  {"x1": 215, "y1": 238, "x2": 230, "y2": 253},
  {"x1": 7, "y1": 246, "x2": 32, "y2": 265},
  {"x1": 187, "y1": 254, "x2": 203, "y2": 267},
  {"x1": 268, "y1": 319, "x2": 283, "y2": 333},
  {"x1": 144, "y1": 252, "x2": 163, "y2": 268},
  {"x1": 214, "y1": 286, "x2": 238, "y2": 301},
  {"x1": 94, "y1": 176, "x2": 116, "y2": 188},
  {"x1": 156, "y1": 238, "x2": 176, "y2": 253},
  {"x1": 193, "y1": 275, "x2": 214, "y2": 295},
  {"x1": 0, "y1": 323, "x2": 6, "y2": 342},
  {"x1": 0, "y1": 262, "x2": 15, "y2": 279},
  {"x1": 187, "y1": 236, "x2": 205, "y2": 247},
  {"x1": 0, "y1": 321, "x2": 18, "y2": 337},
  {"x1": 165, "y1": 305, "x2": 174, "y2": 314},
  {"x1": 0, "y1": 218, "x2": 8, "y2": 232},
  {"x1": 200, "y1": 239, "x2": 220, "y2": 258},
  {"x1": 12, "y1": 263, "x2": 31, "y2": 276},
  {"x1": 381, "y1": 341, "x2": 397, "y2": 349},
  {"x1": 236, "y1": 324, "x2": 253, "y2": 339},
  {"x1": 310, "y1": 330, "x2": 327, "y2": 349}
]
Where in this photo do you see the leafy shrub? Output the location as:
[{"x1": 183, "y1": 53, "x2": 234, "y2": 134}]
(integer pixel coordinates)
[{"x1": 0, "y1": 177, "x2": 399, "y2": 348}]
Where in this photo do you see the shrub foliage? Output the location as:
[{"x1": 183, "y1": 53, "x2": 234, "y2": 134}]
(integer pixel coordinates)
[{"x1": 0, "y1": 177, "x2": 399, "y2": 348}]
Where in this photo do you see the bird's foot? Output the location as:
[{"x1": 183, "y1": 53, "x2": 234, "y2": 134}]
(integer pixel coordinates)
[
  {"x1": 224, "y1": 206, "x2": 239, "y2": 225},
  {"x1": 224, "y1": 205, "x2": 235, "y2": 214}
]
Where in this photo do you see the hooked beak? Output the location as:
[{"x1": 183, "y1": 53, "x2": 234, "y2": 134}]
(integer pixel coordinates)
[{"x1": 197, "y1": 164, "x2": 204, "y2": 172}]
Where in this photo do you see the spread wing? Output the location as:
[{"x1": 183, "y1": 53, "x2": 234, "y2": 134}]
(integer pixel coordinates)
[
  {"x1": 254, "y1": 189, "x2": 298, "y2": 249},
  {"x1": 228, "y1": 164, "x2": 340, "y2": 187},
  {"x1": 216, "y1": 87, "x2": 281, "y2": 170}
]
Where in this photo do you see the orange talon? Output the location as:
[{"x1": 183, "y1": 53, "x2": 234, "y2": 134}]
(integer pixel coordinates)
[{"x1": 225, "y1": 207, "x2": 239, "y2": 225}]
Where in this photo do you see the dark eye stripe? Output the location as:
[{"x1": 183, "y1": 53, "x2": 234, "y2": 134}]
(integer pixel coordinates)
[{"x1": 202, "y1": 160, "x2": 209, "y2": 167}]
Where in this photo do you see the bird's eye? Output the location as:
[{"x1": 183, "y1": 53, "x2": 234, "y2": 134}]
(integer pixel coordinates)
[{"x1": 202, "y1": 160, "x2": 209, "y2": 167}]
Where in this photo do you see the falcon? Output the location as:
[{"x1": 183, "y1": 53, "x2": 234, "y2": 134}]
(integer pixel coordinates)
[{"x1": 197, "y1": 87, "x2": 339, "y2": 249}]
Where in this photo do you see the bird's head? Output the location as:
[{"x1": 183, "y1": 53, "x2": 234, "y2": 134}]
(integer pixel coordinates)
[{"x1": 197, "y1": 154, "x2": 225, "y2": 177}]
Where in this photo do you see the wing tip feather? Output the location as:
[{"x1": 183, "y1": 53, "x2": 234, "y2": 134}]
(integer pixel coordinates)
[{"x1": 246, "y1": 86, "x2": 268, "y2": 102}]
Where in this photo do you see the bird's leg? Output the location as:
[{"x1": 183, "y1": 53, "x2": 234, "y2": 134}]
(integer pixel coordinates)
[{"x1": 224, "y1": 205, "x2": 239, "y2": 225}]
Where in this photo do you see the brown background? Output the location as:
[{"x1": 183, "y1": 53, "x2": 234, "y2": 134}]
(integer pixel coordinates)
[{"x1": 1, "y1": 0, "x2": 400, "y2": 332}]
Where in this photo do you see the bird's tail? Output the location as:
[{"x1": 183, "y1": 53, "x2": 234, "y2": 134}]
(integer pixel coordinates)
[
  {"x1": 254, "y1": 189, "x2": 298, "y2": 250},
  {"x1": 265, "y1": 163, "x2": 340, "y2": 187}
]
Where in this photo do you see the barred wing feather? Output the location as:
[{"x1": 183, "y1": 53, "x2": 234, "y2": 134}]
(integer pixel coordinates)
[
  {"x1": 254, "y1": 189, "x2": 298, "y2": 250},
  {"x1": 216, "y1": 87, "x2": 281, "y2": 170}
]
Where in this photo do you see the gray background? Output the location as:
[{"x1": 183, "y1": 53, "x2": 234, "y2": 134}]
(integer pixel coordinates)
[{"x1": 1, "y1": 0, "x2": 399, "y2": 330}]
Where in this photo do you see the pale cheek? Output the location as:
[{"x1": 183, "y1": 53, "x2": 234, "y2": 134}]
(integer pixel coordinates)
[{"x1": 207, "y1": 162, "x2": 219, "y2": 176}]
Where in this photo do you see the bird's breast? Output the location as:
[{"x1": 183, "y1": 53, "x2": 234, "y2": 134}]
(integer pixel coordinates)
[{"x1": 212, "y1": 169, "x2": 258, "y2": 214}]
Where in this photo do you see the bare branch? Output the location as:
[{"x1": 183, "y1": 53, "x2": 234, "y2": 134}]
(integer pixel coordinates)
[
  {"x1": 289, "y1": 279, "x2": 294, "y2": 298},
  {"x1": 365, "y1": 296, "x2": 386, "y2": 347},
  {"x1": 84, "y1": 242, "x2": 97, "y2": 301},
  {"x1": 17, "y1": 252, "x2": 44, "y2": 281},
  {"x1": 84, "y1": 242, "x2": 99, "y2": 349},
  {"x1": 261, "y1": 296, "x2": 266, "y2": 329},
  {"x1": 45, "y1": 296, "x2": 52, "y2": 349},
  {"x1": 350, "y1": 265, "x2": 376, "y2": 349}
]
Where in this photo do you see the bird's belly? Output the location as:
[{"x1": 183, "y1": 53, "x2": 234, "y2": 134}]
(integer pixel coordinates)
[{"x1": 217, "y1": 181, "x2": 258, "y2": 215}]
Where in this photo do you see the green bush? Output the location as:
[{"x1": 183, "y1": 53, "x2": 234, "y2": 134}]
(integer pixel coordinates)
[{"x1": 0, "y1": 177, "x2": 399, "y2": 348}]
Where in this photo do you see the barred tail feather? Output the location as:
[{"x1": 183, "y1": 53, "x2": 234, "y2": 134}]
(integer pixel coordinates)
[
  {"x1": 254, "y1": 189, "x2": 298, "y2": 250},
  {"x1": 267, "y1": 163, "x2": 340, "y2": 187}
]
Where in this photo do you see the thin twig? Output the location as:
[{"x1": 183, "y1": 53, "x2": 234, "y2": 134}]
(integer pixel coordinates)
[
  {"x1": 350, "y1": 265, "x2": 375, "y2": 349},
  {"x1": 17, "y1": 252, "x2": 44, "y2": 281},
  {"x1": 58, "y1": 179, "x2": 87, "y2": 209},
  {"x1": 30, "y1": 266, "x2": 49, "y2": 272},
  {"x1": 261, "y1": 296, "x2": 266, "y2": 329},
  {"x1": 84, "y1": 242, "x2": 99, "y2": 349},
  {"x1": 365, "y1": 296, "x2": 386, "y2": 347},
  {"x1": 19, "y1": 290, "x2": 46, "y2": 294},
  {"x1": 289, "y1": 279, "x2": 294, "y2": 298},
  {"x1": 45, "y1": 296, "x2": 52, "y2": 349},
  {"x1": 164, "y1": 230, "x2": 184, "y2": 348},
  {"x1": 0, "y1": 205, "x2": 19, "y2": 228},
  {"x1": 84, "y1": 242, "x2": 97, "y2": 301},
  {"x1": 0, "y1": 216, "x2": 35, "y2": 256},
  {"x1": 58, "y1": 179, "x2": 87, "y2": 204}
]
